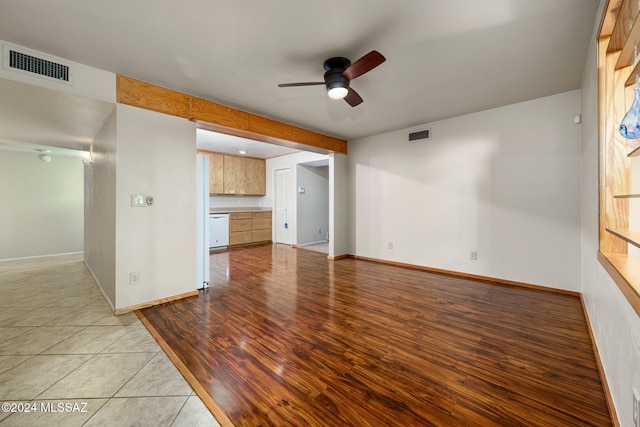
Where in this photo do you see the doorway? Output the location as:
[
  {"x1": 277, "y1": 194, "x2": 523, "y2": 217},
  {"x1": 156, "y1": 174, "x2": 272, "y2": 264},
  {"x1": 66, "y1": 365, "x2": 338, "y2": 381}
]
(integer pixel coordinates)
[{"x1": 296, "y1": 163, "x2": 329, "y2": 253}]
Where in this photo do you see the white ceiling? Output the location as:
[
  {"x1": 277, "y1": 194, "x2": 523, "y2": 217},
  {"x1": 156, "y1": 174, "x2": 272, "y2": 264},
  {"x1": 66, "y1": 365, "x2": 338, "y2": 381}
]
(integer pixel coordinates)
[
  {"x1": 0, "y1": 78, "x2": 114, "y2": 151},
  {"x1": 0, "y1": 138, "x2": 86, "y2": 158},
  {"x1": 0, "y1": 0, "x2": 598, "y2": 142},
  {"x1": 197, "y1": 129, "x2": 300, "y2": 159}
]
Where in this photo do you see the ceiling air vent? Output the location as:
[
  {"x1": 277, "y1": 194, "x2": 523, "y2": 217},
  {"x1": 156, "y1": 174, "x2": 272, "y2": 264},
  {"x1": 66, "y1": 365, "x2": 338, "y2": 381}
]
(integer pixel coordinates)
[
  {"x1": 3, "y1": 44, "x2": 74, "y2": 85},
  {"x1": 408, "y1": 129, "x2": 430, "y2": 142}
]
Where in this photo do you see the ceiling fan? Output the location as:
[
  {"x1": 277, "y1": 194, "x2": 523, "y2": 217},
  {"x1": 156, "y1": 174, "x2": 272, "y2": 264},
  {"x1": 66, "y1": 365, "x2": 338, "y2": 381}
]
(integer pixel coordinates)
[{"x1": 278, "y1": 50, "x2": 386, "y2": 107}]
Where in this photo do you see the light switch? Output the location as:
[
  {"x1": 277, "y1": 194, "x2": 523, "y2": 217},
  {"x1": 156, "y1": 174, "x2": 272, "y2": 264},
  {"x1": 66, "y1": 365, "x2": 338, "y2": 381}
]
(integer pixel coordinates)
[
  {"x1": 298, "y1": 187, "x2": 305, "y2": 194},
  {"x1": 131, "y1": 194, "x2": 146, "y2": 207}
]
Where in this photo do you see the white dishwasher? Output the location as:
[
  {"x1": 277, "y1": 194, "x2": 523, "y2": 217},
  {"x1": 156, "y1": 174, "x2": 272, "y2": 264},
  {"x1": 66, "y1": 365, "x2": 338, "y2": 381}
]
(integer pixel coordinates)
[{"x1": 209, "y1": 214, "x2": 229, "y2": 249}]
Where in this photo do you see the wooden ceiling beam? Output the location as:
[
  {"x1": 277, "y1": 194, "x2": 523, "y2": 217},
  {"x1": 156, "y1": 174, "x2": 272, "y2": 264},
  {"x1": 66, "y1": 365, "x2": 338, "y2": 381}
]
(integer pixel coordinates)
[{"x1": 116, "y1": 75, "x2": 347, "y2": 154}]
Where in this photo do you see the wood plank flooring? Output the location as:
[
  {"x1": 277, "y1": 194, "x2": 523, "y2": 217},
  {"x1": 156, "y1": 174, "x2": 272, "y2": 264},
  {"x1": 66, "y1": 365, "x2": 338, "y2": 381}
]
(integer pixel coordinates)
[{"x1": 138, "y1": 244, "x2": 612, "y2": 426}]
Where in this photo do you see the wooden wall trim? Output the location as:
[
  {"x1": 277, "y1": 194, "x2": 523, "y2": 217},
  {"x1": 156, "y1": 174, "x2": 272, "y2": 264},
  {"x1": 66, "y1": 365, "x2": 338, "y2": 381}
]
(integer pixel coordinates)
[
  {"x1": 580, "y1": 294, "x2": 621, "y2": 427},
  {"x1": 598, "y1": 251, "x2": 640, "y2": 316},
  {"x1": 116, "y1": 75, "x2": 347, "y2": 154},
  {"x1": 347, "y1": 254, "x2": 582, "y2": 297},
  {"x1": 113, "y1": 290, "x2": 199, "y2": 315}
]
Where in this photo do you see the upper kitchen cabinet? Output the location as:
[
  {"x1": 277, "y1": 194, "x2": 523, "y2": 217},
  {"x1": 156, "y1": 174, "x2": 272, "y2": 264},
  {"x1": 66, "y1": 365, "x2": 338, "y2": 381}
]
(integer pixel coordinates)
[
  {"x1": 197, "y1": 151, "x2": 225, "y2": 194},
  {"x1": 244, "y1": 158, "x2": 266, "y2": 196},
  {"x1": 223, "y1": 155, "x2": 246, "y2": 194},
  {"x1": 209, "y1": 153, "x2": 224, "y2": 194},
  {"x1": 199, "y1": 150, "x2": 266, "y2": 196}
]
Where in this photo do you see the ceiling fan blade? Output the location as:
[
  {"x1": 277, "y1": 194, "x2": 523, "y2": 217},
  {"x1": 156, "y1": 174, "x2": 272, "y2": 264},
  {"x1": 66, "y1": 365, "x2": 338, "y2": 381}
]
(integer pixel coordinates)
[
  {"x1": 342, "y1": 50, "x2": 386, "y2": 81},
  {"x1": 344, "y1": 88, "x2": 363, "y2": 107},
  {"x1": 278, "y1": 82, "x2": 325, "y2": 87}
]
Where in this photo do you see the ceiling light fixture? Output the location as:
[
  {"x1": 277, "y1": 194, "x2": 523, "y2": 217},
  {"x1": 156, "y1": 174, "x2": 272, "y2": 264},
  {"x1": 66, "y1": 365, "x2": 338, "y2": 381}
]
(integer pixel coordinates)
[
  {"x1": 40, "y1": 154, "x2": 52, "y2": 162},
  {"x1": 238, "y1": 150, "x2": 247, "y2": 155},
  {"x1": 327, "y1": 86, "x2": 348, "y2": 100}
]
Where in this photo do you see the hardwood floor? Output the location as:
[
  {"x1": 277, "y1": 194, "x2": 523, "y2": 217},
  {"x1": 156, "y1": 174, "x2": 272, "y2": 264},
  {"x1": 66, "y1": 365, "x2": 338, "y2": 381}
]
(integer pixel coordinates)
[{"x1": 138, "y1": 244, "x2": 612, "y2": 426}]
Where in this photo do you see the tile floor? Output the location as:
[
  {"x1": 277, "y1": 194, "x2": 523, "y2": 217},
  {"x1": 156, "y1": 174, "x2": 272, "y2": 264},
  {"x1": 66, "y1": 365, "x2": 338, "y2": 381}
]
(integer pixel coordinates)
[
  {"x1": 0, "y1": 262, "x2": 221, "y2": 426},
  {"x1": 296, "y1": 240, "x2": 329, "y2": 254}
]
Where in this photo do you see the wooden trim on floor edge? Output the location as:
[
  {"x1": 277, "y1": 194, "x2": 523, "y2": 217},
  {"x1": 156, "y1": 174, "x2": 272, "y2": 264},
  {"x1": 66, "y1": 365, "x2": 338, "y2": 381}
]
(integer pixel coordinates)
[
  {"x1": 328, "y1": 254, "x2": 349, "y2": 260},
  {"x1": 579, "y1": 295, "x2": 620, "y2": 427},
  {"x1": 347, "y1": 255, "x2": 581, "y2": 297},
  {"x1": 135, "y1": 310, "x2": 235, "y2": 427},
  {"x1": 114, "y1": 290, "x2": 199, "y2": 315}
]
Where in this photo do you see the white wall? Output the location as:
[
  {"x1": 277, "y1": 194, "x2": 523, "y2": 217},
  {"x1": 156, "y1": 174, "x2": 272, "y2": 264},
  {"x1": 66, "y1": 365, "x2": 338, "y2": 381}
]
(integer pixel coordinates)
[
  {"x1": 266, "y1": 151, "x2": 329, "y2": 246},
  {"x1": 348, "y1": 91, "x2": 582, "y2": 291},
  {"x1": 581, "y1": 1, "x2": 640, "y2": 424},
  {"x1": 296, "y1": 164, "x2": 329, "y2": 244},
  {"x1": 0, "y1": 39, "x2": 115, "y2": 103},
  {"x1": 210, "y1": 194, "x2": 267, "y2": 208},
  {"x1": 114, "y1": 104, "x2": 197, "y2": 310},
  {"x1": 85, "y1": 107, "x2": 117, "y2": 305},
  {"x1": 0, "y1": 149, "x2": 84, "y2": 259},
  {"x1": 330, "y1": 153, "x2": 349, "y2": 257}
]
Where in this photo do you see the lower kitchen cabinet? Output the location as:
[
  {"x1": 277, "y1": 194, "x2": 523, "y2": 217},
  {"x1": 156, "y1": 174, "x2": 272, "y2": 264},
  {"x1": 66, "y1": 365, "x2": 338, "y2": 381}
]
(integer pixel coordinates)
[{"x1": 229, "y1": 211, "x2": 272, "y2": 246}]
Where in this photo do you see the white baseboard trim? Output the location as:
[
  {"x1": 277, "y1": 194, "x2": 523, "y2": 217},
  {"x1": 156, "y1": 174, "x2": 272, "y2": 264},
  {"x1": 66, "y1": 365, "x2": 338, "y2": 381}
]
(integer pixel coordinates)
[{"x1": 0, "y1": 251, "x2": 84, "y2": 272}]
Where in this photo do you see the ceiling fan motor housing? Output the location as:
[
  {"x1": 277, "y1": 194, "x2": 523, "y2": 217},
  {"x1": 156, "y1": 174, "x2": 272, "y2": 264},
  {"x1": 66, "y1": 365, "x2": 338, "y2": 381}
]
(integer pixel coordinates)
[{"x1": 323, "y1": 57, "x2": 351, "y2": 91}]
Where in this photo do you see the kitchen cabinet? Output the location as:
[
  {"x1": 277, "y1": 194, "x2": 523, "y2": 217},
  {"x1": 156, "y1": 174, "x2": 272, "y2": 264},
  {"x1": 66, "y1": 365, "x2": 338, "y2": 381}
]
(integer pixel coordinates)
[
  {"x1": 209, "y1": 153, "x2": 224, "y2": 194},
  {"x1": 244, "y1": 158, "x2": 266, "y2": 196},
  {"x1": 229, "y1": 211, "x2": 272, "y2": 246},
  {"x1": 251, "y1": 211, "x2": 271, "y2": 243},
  {"x1": 197, "y1": 151, "x2": 224, "y2": 194},
  {"x1": 223, "y1": 155, "x2": 246, "y2": 194},
  {"x1": 198, "y1": 151, "x2": 265, "y2": 196}
]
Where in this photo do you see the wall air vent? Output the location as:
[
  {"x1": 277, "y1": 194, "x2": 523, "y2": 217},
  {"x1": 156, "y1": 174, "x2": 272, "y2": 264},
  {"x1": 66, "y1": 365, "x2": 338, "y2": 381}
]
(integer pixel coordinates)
[
  {"x1": 408, "y1": 129, "x2": 431, "y2": 142},
  {"x1": 3, "y1": 44, "x2": 74, "y2": 85}
]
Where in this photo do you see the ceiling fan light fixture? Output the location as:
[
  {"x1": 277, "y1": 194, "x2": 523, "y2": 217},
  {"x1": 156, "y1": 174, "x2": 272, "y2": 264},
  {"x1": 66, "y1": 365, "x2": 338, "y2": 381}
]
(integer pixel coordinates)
[
  {"x1": 278, "y1": 51, "x2": 385, "y2": 107},
  {"x1": 327, "y1": 86, "x2": 348, "y2": 100}
]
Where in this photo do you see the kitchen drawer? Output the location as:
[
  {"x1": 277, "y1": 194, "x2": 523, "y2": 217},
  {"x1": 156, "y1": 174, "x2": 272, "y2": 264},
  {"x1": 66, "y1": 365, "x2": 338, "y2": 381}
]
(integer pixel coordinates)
[
  {"x1": 229, "y1": 219, "x2": 252, "y2": 232},
  {"x1": 252, "y1": 218, "x2": 271, "y2": 230},
  {"x1": 230, "y1": 212, "x2": 253, "y2": 220},
  {"x1": 253, "y1": 211, "x2": 272, "y2": 219},
  {"x1": 229, "y1": 231, "x2": 252, "y2": 246},
  {"x1": 252, "y1": 229, "x2": 272, "y2": 243}
]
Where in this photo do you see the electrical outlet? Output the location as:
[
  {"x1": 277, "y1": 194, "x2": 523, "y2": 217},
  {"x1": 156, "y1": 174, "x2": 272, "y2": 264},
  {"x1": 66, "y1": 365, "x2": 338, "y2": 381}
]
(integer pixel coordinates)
[
  {"x1": 388, "y1": 242, "x2": 394, "y2": 250},
  {"x1": 470, "y1": 251, "x2": 478, "y2": 260},
  {"x1": 129, "y1": 272, "x2": 140, "y2": 285},
  {"x1": 634, "y1": 389, "x2": 639, "y2": 427}
]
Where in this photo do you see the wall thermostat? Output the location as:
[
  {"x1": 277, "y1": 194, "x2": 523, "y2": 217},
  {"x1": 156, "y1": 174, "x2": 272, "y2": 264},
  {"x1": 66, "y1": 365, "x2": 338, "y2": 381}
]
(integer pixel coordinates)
[{"x1": 146, "y1": 196, "x2": 154, "y2": 206}]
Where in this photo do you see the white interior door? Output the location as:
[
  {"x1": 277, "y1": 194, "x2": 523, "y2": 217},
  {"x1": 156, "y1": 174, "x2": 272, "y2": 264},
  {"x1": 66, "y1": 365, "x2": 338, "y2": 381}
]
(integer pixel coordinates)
[{"x1": 274, "y1": 168, "x2": 292, "y2": 244}]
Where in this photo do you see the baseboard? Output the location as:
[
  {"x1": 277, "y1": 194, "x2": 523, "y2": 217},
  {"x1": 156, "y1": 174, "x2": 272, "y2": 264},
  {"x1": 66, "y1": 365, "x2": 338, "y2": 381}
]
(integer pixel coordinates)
[
  {"x1": 580, "y1": 295, "x2": 620, "y2": 426},
  {"x1": 114, "y1": 290, "x2": 199, "y2": 315},
  {"x1": 346, "y1": 254, "x2": 581, "y2": 297},
  {"x1": 328, "y1": 254, "x2": 349, "y2": 261},
  {"x1": 83, "y1": 260, "x2": 116, "y2": 312},
  {"x1": 136, "y1": 310, "x2": 235, "y2": 427},
  {"x1": 0, "y1": 251, "x2": 84, "y2": 272},
  {"x1": 299, "y1": 240, "x2": 329, "y2": 247}
]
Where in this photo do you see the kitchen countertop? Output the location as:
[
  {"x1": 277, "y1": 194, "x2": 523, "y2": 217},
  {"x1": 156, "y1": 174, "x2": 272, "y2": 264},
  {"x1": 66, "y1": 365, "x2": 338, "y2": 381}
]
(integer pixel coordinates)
[{"x1": 210, "y1": 207, "x2": 272, "y2": 214}]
